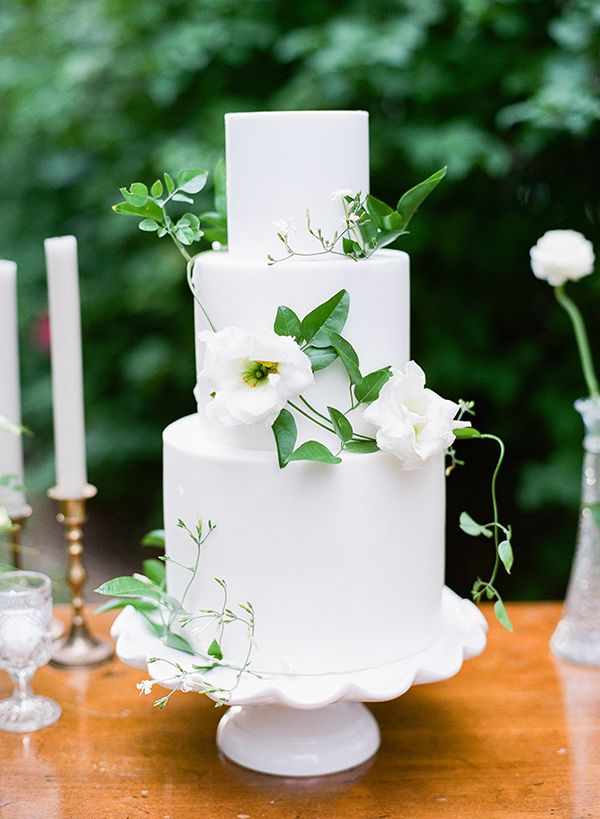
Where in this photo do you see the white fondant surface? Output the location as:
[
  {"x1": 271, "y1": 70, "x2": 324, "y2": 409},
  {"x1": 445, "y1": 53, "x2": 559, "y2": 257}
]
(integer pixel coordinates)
[
  {"x1": 193, "y1": 249, "x2": 410, "y2": 450},
  {"x1": 226, "y1": 111, "x2": 369, "y2": 259},
  {"x1": 163, "y1": 414, "x2": 445, "y2": 676}
]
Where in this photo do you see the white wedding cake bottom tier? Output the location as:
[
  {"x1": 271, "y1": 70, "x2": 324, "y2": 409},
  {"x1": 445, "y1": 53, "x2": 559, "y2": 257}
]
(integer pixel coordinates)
[{"x1": 164, "y1": 415, "x2": 446, "y2": 675}]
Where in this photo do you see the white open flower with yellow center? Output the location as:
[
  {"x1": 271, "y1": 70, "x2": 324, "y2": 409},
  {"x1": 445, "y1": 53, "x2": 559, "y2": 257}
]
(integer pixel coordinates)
[
  {"x1": 198, "y1": 327, "x2": 314, "y2": 427},
  {"x1": 364, "y1": 361, "x2": 469, "y2": 469}
]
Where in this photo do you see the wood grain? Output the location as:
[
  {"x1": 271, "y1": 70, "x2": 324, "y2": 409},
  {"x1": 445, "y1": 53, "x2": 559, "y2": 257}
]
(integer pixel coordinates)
[{"x1": 0, "y1": 603, "x2": 598, "y2": 819}]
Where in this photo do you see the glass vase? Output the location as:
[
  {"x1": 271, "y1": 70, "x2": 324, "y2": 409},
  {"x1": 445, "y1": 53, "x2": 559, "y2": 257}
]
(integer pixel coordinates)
[{"x1": 551, "y1": 397, "x2": 600, "y2": 666}]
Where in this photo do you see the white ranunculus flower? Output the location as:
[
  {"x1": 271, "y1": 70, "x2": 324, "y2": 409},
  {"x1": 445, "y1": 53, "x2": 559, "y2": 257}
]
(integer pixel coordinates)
[
  {"x1": 198, "y1": 326, "x2": 314, "y2": 427},
  {"x1": 363, "y1": 361, "x2": 469, "y2": 470},
  {"x1": 530, "y1": 230, "x2": 595, "y2": 287}
]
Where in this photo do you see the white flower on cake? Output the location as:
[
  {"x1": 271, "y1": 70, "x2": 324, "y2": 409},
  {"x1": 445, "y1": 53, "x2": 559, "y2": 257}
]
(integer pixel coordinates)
[
  {"x1": 530, "y1": 230, "x2": 595, "y2": 287},
  {"x1": 199, "y1": 327, "x2": 314, "y2": 426},
  {"x1": 273, "y1": 217, "x2": 296, "y2": 236},
  {"x1": 363, "y1": 361, "x2": 470, "y2": 470}
]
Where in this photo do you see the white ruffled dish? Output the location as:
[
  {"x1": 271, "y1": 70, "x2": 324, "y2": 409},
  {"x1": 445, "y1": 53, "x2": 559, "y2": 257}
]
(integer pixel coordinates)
[
  {"x1": 111, "y1": 586, "x2": 486, "y2": 776},
  {"x1": 111, "y1": 586, "x2": 486, "y2": 709}
]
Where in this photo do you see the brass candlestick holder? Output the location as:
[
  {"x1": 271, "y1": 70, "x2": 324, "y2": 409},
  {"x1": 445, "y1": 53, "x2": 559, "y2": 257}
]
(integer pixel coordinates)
[
  {"x1": 48, "y1": 484, "x2": 113, "y2": 668},
  {"x1": 8, "y1": 503, "x2": 32, "y2": 570}
]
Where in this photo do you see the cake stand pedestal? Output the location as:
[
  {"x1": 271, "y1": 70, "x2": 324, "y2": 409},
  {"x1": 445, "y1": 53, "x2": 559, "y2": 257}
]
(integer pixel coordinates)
[{"x1": 112, "y1": 586, "x2": 487, "y2": 777}]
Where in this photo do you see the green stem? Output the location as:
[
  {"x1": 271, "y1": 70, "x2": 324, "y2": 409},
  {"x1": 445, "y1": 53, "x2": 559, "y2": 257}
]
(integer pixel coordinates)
[
  {"x1": 288, "y1": 402, "x2": 336, "y2": 435},
  {"x1": 555, "y1": 284, "x2": 599, "y2": 399},
  {"x1": 479, "y1": 433, "x2": 505, "y2": 589},
  {"x1": 185, "y1": 257, "x2": 217, "y2": 333}
]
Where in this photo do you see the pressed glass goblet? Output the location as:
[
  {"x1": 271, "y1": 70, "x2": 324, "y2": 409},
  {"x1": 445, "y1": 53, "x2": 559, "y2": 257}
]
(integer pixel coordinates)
[{"x1": 0, "y1": 571, "x2": 61, "y2": 732}]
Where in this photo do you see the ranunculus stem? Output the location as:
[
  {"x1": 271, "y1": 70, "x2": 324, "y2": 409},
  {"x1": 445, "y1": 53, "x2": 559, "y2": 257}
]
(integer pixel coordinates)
[{"x1": 554, "y1": 284, "x2": 599, "y2": 399}]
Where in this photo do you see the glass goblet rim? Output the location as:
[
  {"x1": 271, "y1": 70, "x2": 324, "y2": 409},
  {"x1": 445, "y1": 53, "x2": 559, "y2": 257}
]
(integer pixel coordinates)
[{"x1": 0, "y1": 571, "x2": 52, "y2": 599}]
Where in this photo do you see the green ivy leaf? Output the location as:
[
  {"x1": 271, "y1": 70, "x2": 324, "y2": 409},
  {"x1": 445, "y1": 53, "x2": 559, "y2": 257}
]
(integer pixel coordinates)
[
  {"x1": 354, "y1": 368, "x2": 392, "y2": 404},
  {"x1": 139, "y1": 219, "x2": 159, "y2": 232},
  {"x1": 304, "y1": 345, "x2": 337, "y2": 371},
  {"x1": 177, "y1": 169, "x2": 209, "y2": 194},
  {"x1": 329, "y1": 333, "x2": 361, "y2": 384},
  {"x1": 165, "y1": 631, "x2": 196, "y2": 655},
  {"x1": 301, "y1": 290, "x2": 349, "y2": 347},
  {"x1": 344, "y1": 440, "x2": 379, "y2": 454},
  {"x1": 141, "y1": 529, "x2": 165, "y2": 548},
  {"x1": 498, "y1": 540, "x2": 514, "y2": 574},
  {"x1": 143, "y1": 558, "x2": 166, "y2": 587},
  {"x1": 94, "y1": 576, "x2": 163, "y2": 601},
  {"x1": 328, "y1": 407, "x2": 353, "y2": 443},
  {"x1": 494, "y1": 598, "x2": 513, "y2": 632},
  {"x1": 459, "y1": 511, "x2": 492, "y2": 538},
  {"x1": 454, "y1": 427, "x2": 482, "y2": 439},
  {"x1": 150, "y1": 179, "x2": 163, "y2": 198},
  {"x1": 164, "y1": 172, "x2": 175, "y2": 195},
  {"x1": 207, "y1": 638, "x2": 223, "y2": 660},
  {"x1": 272, "y1": 408, "x2": 297, "y2": 468},
  {"x1": 287, "y1": 441, "x2": 342, "y2": 465},
  {"x1": 172, "y1": 192, "x2": 194, "y2": 204},
  {"x1": 396, "y1": 166, "x2": 447, "y2": 227},
  {"x1": 95, "y1": 597, "x2": 159, "y2": 615},
  {"x1": 365, "y1": 194, "x2": 395, "y2": 228},
  {"x1": 113, "y1": 199, "x2": 164, "y2": 222},
  {"x1": 274, "y1": 306, "x2": 303, "y2": 343}
]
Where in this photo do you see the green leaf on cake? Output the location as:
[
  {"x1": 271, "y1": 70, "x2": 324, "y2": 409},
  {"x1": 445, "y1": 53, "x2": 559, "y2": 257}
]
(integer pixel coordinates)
[
  {"x1": 304, "y1": 345, "x2": 337, "y2": 371},
  {"x1": 287, "y1": 441, "x2": 342, "y2": 465},
  {"x1": 272, "y1": 408, "x2": 297, "y2": 468},
  {"x1": 396, "y1": 166, "x2": 446, "y2": 227},
  {"x1": 329, "y1": 333, "x2": 361, "y2": 384},
  {"x1": 176, "y1": 169, "x2": 209, "y2": 194},
  {"x1": 141, "y1": 529, "x2": 165, "y2": 548},
  {"x1": 344, "y1": 440, "x2": 379, "y2": 454},
  {"x1": 165, "y1": 631, "x2": 196, "y2": 655},
  {"x1": 164, "y1": 172, "x2": 175, "y2": 195},
  {"x1": 95, "y1": 576, "x2": 163, "y2": 602},
  {"x1": 301, "y1": 289, "x2": 349, "y2": 347},
  {"x1": 459, "y1": 511, "x2": 492, "y2": 538},
  {"x1": 454, "y1": 426, "x2": 482, "y2": 439},
  {"x1": 365, "y1": 195, "x2": 395, "y2": 228},
  {"x1": 113, "y1": 199, "x2": 164, "y2": 223},
  {"x1": 138, "y1": 218, "x2": 160, "y2": 232},
  {"x1": 498, "y1": 539, "x2": 514, "y2": 574},
  {"x1": 142, "y1": 558, "x2": 166, "y2": 587},
  {"x1": 274, "y1": 306, "x2": 304, "y2": 343},
  {"x1": 354, "y1": 367, "x2": 392, "y2": 403},
  {"x1": 493, "y1": 598, "x2": 513, "y2": 632},
  {"x1": 327, "y1": 407, "x2": 353, "y2": 443},
  {"x1": 207, "y1": 638, "x2": 223, "y2": 660},
  {"x1": 94, "y1": 597, "x2": 159, "y2": 616},
  {"x1": 150, "y1": 179, "x2": 163, "y2": 198}
]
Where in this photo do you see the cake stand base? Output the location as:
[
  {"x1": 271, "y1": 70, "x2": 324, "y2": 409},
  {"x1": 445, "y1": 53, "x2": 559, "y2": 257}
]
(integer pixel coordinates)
[{"x1": 217, "y1": 702, "x2": 380, "y2": 777}]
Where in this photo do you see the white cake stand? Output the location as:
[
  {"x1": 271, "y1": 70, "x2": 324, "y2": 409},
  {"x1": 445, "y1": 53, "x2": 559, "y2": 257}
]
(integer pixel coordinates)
[{"x1": 112, "y1": 586, "x2": 486, "y2": 777}]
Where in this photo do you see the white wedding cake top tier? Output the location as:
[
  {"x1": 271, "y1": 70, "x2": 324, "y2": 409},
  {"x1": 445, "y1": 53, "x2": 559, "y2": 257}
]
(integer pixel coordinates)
[{"x1": 226, "y1": 111, "x2": 369, "y2": 259}]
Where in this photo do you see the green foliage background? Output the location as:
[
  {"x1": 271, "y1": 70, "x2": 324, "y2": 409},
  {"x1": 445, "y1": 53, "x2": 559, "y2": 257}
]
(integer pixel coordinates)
[{"x1": 2, "y1": 0, "x2": 599, "y2": 598}]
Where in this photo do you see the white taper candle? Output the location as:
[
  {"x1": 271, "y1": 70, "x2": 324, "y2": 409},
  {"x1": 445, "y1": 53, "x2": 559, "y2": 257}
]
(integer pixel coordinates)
[
  {"x1": 0, "y1": 260, "x2": 26, "y2": 515},
  {"x1": 44, "y1": 236, "x2": 88, "y2": 497}
]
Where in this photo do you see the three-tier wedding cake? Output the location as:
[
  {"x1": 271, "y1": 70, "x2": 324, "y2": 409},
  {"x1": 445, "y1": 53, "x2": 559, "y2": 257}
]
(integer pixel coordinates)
[{"x1": 163, "y1": 111, "x2": 445, "y2": 675}]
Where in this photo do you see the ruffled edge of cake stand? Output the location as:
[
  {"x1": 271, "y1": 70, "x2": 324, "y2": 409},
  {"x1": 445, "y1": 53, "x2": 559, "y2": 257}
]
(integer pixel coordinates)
[{"x1": 110, "y1": 586, "x2": 487, "y2": 709}]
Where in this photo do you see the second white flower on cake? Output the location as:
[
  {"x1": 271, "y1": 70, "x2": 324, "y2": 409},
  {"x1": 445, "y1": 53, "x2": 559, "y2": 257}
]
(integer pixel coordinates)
[
  {"x1": 364, "y1": 361, "x2": 470, "y2": 470},
  {"x1": 198, "y1": 327, "x2": 314, "y2": 426}
]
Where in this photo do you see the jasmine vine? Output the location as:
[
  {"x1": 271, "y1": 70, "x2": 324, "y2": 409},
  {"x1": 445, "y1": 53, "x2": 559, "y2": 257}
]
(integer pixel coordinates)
[
  {"x1": 267, "y1": 167, "x2": 446, "y2": 265},
  {"x1": 96, "y1": 516, "x2": 257, "y2": 707}
]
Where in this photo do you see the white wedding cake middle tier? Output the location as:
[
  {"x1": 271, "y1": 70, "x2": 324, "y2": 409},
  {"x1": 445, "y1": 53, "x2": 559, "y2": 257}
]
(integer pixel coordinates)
[{"x1": 192, "y1": 249, "x2": 409, "y2": 450}]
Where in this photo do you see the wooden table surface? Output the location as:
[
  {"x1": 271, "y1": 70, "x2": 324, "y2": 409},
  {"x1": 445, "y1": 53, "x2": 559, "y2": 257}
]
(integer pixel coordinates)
[{"x1": 1, "y1": 603, "x2": 598, "y2": 819}]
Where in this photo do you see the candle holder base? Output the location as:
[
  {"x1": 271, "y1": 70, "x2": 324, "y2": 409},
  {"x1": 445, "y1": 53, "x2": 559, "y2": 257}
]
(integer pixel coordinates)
[{"x1": 51, "y1": 620, "x2": 113, "y2": 668}]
